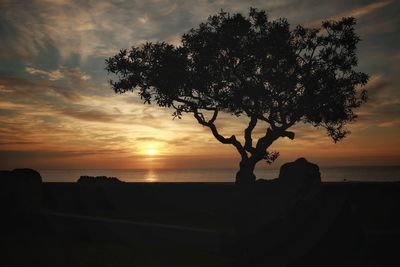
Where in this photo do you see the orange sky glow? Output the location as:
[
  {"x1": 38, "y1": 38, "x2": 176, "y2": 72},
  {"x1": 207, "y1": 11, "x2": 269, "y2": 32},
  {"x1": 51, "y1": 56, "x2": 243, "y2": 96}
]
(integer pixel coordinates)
[{"x1": 0, "y1": 0, "x2": 399, "y2": 172}]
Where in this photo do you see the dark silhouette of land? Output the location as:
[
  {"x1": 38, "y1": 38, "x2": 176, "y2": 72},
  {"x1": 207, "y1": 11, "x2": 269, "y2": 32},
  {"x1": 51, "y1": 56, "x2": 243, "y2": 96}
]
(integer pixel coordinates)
[
  {"x1": 77, "y1": 175, "x2": 123, "y2": 184},
  {"x1": 1, "y1": 162, "x2": 400, "y2": 266}
]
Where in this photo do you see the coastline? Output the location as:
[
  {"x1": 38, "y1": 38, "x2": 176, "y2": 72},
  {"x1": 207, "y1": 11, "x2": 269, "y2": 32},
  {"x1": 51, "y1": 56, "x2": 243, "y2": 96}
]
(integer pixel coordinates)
[{"x1": 38, "y1": 165, "x2": 400, "y2": 183}]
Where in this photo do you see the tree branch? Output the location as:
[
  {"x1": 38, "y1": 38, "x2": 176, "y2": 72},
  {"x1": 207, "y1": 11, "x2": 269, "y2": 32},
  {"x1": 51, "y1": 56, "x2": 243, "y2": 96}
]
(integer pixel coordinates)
[
  {"x1": 255, "y1": 128, "x2": 275, "y2": 151},
  {"x1": 193, "y1": 108, "x2": 248, "y2": 159},
  {"x1": 244, "y1": 115, "x2": 257, "y2": 154},
  {"x1": 209, "y1": 109, "x2": 218, "y2": 124},
  {"x1": 251, "y1": 127, "x2": 295, "y2": 162},
  {"x1": 257, "y1": 114, "x2": 274, "y2": 126},
  {"x1": 280, "y1": 130, "x2": 295, "y2": 140}
]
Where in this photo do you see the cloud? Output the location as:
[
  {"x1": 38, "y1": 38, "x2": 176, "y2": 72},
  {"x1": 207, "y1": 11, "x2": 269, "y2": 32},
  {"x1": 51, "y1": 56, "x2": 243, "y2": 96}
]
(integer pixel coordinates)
[
  {"x1": 26, "y1": 66, "x2": 91, "y2": 82},
  {"x1": 352, "y1": 73, "x2": 400, "y2": 131},
  {"x1": 364, "y1": 74, "x2": 390, "y2": 98},
  {"x1": 25, "y1": 66, "x2": 63, "y2": 81},
  {"x1": 331, "y1": 1, "x2": 393, "y2": 20},
  {"x1": 0, "y1": 0, "x2": 306, "y2": 61},
  {"x1": 60, "y1": 108, "x2": 115, "y2": 123},
  {"x1": 61, "y1": 67, "x2": 91, "y2": 82},
  {"x1": 136, "y1": 137, "x2": 163, "y2": 142},
  {"x1": 362, "y1": 74, "x2": 398, "y2": 110},
  {"x1": 306, "y1": 0, "x2": 394, "y2": 27},
  {"x1": 135, "y1": 135, "x2": 201, "y2": 148},
  {"x1": 378, "y1": 119, "x2": 400, "y2": 128},
  {"x1": 0, "y1": 141, "x2": 43, "y2": 146},
  {"x1": 0, "y1": 0, "x2": 192, "y2": 60},
  {"x1": 0, "y1": 147, "x2": 130, "y2": 163},
  {"x1": 0, "y1": 75, "x2": 83, "y2": 102}
]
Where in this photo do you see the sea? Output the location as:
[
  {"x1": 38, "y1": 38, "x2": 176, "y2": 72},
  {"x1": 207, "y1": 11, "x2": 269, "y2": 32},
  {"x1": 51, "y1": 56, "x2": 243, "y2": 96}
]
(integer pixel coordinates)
[{"x1": 39, "y1": 166, "x2": 400, "y2": 183}]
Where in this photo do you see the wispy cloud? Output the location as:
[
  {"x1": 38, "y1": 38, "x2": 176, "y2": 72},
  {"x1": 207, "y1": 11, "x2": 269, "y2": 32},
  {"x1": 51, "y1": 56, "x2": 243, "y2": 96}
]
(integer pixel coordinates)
[
  {"x1": 60, "y1": 108, "x2": 115, "y2": 123},
  {"x1": 306, "y1": 0, "x2": 394, "y2": 27},
  {"x1": 26, "y1": 66, "x2": 91, "y2": 82},
  {"x1": 331, "y1": 1, "x2": 393, "y2": 20},
  {"x1": 25, "y1": 67, "x2": 64, "y2": 81},
  {"x1": 378, "y1": 119, "x2": 400, "y2": 128},
  {"x1": 0, "y1": 75, "x2": 83, "y2": 102}
]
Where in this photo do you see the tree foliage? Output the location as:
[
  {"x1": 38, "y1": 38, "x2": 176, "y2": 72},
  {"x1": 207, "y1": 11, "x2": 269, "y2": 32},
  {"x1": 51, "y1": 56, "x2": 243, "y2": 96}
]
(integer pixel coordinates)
[{"x1": 106, "y1": 8, "x2": 368, "y2": 183}]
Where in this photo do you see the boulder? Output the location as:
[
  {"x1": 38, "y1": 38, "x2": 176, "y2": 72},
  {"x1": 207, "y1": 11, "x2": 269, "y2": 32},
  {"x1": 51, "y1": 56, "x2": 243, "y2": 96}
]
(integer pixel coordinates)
[
  {"x1": 278, "y1": 158, "x2": 321, "y2": 193},
  {"x1": 10, "y1": 168, "x2": 42, "y2": 183},
  {"x1": 236, "y1": 159, "x2": 323, "y2": 264},
  {"x1": 0, "y1": 168, "x2": 43, "y2": 215}
]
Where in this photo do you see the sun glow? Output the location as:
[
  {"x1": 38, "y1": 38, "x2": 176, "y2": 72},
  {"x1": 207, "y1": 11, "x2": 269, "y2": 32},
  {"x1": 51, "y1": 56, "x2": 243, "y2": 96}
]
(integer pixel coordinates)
[{"x1": 146, "y1": 149, "x2": 157, "y2": 155}]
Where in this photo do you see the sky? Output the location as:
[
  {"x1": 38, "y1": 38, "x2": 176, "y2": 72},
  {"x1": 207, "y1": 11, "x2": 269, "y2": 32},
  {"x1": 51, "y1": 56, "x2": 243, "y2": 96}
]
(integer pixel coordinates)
[{"x1": 0, "y1": 0, "x2": 399, "y2": 171}]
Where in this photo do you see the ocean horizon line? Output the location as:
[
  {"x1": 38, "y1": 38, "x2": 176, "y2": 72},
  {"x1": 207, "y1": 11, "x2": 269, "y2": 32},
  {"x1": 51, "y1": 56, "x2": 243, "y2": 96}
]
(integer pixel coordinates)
[
  {"x1": 35, "y1": 165, "x2": 400, "y2": 171},
  {"x1": 36, "y1": 166, "x2": 400, "y2": 183}
]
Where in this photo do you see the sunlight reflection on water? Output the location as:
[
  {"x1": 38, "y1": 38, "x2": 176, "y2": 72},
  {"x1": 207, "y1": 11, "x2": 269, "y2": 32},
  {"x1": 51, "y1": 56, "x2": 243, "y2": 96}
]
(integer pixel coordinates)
[{"x1": 145, "y1": 169, "x2": 158, "y2": 182}]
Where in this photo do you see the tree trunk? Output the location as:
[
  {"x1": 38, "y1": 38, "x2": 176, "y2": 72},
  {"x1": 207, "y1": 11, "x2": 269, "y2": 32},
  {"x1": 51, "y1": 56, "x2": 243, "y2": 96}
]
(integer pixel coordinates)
[{"x1": 235, "y1": 159, "x2": 256, "y2": 185}]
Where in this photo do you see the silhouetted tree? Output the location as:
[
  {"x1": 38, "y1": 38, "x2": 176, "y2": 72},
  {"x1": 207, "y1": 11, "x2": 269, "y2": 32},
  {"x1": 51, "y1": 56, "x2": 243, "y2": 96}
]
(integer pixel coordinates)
[{"x1": 106, "y1": 8, "x2": 368, "y2": 185}]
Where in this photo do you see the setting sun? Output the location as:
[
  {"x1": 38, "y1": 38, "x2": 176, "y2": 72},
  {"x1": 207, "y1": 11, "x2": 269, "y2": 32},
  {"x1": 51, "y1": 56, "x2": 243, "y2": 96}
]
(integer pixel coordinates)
[{"x1": 146, "y1": 149, "x2": 157, "y2": 155}]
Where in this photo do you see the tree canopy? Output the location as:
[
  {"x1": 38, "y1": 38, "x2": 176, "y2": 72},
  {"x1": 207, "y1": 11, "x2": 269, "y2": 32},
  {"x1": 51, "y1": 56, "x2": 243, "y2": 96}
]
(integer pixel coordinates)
[{"x1": 106, "y1": 8, "x2": 368, "y2": 184}]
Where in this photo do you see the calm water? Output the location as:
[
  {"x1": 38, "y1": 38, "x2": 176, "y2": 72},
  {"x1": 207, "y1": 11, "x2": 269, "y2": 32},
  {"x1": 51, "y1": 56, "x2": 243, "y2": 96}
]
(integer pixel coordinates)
[{"x1": 39, "y1": 166, "x2": 400, "y2": 183}]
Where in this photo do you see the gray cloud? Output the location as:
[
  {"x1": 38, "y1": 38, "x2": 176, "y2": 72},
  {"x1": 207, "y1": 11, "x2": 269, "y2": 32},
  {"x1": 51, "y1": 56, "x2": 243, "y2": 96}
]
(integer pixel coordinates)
[
  {"x1": 60, "y1": 108, "x2": 115, "y2": 122},
  {"x1": 0, "y1": 75, "x2": 83, "y2": 102},
  {"x1": 0, "y1": 141, "x2": 43, "y2": 144}
]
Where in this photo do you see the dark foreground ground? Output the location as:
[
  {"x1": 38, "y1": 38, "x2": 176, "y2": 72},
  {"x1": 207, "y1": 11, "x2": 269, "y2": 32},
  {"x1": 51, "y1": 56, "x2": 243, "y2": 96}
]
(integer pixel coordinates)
[{"x1": 1, "y1": 181, "x2": 400, "y2": 266}]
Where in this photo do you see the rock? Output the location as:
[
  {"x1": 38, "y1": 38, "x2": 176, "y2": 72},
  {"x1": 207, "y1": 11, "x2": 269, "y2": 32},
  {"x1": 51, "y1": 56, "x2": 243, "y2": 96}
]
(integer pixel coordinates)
[
  {"x1": 236, "y1": 159, "x2": 323, "y2": 264},
  {"x1": 0, "y1": 169, "x2": 43, "y2": 228},
  {"x1": 278, "y1": 158, "x2": 321, "y2": 193},
  {"x1": 0, "y1": 169, "x2": 46, "y2": 232},
  {"x1": 10, "y1": 168, "x2": 42, "y2": 183}
]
